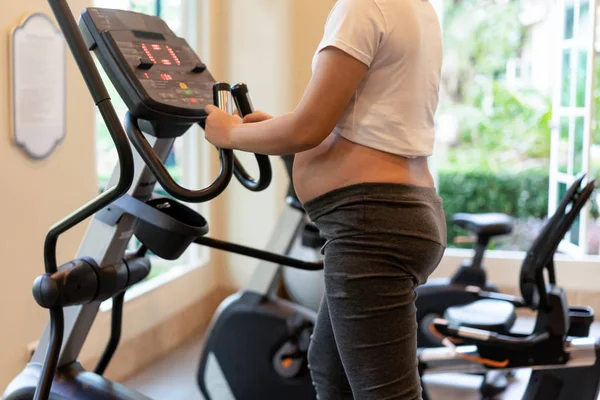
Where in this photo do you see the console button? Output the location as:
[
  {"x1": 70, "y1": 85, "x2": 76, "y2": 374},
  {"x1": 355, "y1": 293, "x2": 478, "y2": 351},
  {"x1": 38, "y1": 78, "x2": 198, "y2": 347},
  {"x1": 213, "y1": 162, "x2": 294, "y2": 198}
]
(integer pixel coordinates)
[
  {"x1": 137, "y1": 58, "x2": 154, "y2": 70},
  {"x1": 190, "y1": 63, "x2": 207, "y2": 73}
]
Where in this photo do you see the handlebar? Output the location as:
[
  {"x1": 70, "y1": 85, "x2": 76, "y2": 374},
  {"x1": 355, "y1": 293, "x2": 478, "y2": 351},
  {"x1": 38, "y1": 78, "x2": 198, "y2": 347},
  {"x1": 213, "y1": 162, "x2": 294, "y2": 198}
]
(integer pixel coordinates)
[
  {"x1": 433, "y1": 318, "x2": 550, "y2": 349},
  {"x1": 230, "y1": 83, "x2": 272, "y2": 192},
  {"x1": 520, "y1": 175, "x2": 596, "y2": 310},
  {"x1": 194, "y1": 236, "x2": 324, "y2": 271},
  {"x1": 125, "y1": 84, "x2": 237, "y2": 204},
  {"x1": 465, "y1": 286, "x2": 528, "y2": 308}
]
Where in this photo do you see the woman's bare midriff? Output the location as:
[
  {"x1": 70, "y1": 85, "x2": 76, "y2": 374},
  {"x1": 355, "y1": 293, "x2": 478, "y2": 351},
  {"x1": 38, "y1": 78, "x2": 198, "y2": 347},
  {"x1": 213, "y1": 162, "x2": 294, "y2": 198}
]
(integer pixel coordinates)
[{"x1": 293, "y1": 134, "x2": 436, "y2": 204}]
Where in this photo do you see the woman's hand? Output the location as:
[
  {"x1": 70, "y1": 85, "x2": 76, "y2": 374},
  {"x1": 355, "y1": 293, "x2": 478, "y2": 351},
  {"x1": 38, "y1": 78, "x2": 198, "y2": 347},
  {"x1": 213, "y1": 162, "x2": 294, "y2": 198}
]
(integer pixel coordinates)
[
  {"x1": 204, "y1": 105, "x2": 243, "y2": 149},
  {"x1": 204, "y1": 106, "x2": 273, "y2": 149}
]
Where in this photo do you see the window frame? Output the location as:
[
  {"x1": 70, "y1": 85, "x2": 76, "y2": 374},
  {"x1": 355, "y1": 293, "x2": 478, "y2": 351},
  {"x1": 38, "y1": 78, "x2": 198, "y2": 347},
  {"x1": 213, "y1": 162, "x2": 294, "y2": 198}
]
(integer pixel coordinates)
[{"x1": 549, "y1": 0, "x2": 598, "y2": 256}]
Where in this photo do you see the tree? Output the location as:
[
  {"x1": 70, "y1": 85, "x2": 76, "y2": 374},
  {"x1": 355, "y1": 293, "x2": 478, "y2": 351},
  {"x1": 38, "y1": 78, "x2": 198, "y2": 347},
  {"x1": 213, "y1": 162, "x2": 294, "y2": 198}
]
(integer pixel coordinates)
[{"x1": 440, "y1": 0, "x2": 552, "y2": 173}]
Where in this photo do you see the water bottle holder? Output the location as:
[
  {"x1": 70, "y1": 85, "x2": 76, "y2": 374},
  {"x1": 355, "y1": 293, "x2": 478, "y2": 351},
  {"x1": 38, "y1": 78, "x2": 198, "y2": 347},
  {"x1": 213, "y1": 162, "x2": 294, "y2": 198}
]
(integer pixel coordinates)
[{"x1": 96, "y1": 195, "x2": 209, "y2": 260}]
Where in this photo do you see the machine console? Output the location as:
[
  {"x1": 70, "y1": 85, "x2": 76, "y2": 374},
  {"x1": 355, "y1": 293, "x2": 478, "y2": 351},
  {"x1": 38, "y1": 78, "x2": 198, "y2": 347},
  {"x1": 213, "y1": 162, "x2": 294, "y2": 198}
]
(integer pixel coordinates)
[{"x1": 80, "y1": 8, "x2": 214, "y2": 124}]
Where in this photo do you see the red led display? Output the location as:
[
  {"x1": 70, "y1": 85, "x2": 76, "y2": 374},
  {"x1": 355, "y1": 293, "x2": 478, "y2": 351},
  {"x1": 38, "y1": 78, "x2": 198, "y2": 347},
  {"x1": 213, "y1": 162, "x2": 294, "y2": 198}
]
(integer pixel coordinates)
[
  {"x1": 140, "y1": 43, "x2": 181, "y2": 67},
  {"x1": 166, "y1": 45, "x2": 181, "y2": 66},
  {"x1": 141, "y1": 43, "x2": 156, "y2": 64},
  {"x1": 160, "y1": 73, "x2": 173, "y2": 81}
]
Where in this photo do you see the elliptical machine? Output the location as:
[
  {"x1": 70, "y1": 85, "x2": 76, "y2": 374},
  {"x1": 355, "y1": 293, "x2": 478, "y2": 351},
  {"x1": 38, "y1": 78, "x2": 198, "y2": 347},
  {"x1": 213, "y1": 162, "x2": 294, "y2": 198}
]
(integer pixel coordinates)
[
  {"x1": 3, "y1": 4, "x2": 322, "y2": 400},
  {"x1": 418, "y1": 174, "x2": 600, "y2": 400}
]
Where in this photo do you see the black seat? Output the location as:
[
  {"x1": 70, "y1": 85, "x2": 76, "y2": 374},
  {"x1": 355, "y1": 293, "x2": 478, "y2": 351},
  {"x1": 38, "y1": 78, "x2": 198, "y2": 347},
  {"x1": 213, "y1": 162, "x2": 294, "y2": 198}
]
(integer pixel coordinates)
[
  {"x1": 443, "y1": 299, "x2": 516, "y2": 334},
  {"x1": 452, "y1": 213, "x2": 513, "y2": 237}
]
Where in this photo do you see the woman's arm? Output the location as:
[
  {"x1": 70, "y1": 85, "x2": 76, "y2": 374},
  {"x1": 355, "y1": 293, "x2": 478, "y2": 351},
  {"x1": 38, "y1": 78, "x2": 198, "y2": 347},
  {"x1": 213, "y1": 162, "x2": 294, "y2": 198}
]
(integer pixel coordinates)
[{"x1": 204, "y1": 46, "x2": 368, "y2": 155}]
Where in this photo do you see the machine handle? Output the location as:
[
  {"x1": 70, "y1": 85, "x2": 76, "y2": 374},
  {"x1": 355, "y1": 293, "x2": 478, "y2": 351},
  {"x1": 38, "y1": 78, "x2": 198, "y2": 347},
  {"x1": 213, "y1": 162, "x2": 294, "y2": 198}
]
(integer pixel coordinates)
[
  {"x1": 433, "y1": 318, "x2": 550, "y2": 348},
  {"x1": 230, "y1": 83, "x2": 272, "y2": 192},
  {"x1": 35, "y1": 2, "x2": 137, "y2": 399},
  {"x1": 50, "y1": 0, "x2": 109, "y2": 103},
  {"x1": 465, "y1": 286, "x2": 528, "y2": 308},
  {"x1": 520, "y1": 176, "x2": 596, "y2": 310},
  {"x1": 125, "y1": 83, "x2": 237, "y2": 204},
  {"x1": 213, "y1": 82, "x2": 234, "y2": 113},
  {"x1": 231, "y1": 82, "x2": 255, "y2": 116},
  {"x1": 194, "y1": 236, "x2": 324, "y2": 271}
]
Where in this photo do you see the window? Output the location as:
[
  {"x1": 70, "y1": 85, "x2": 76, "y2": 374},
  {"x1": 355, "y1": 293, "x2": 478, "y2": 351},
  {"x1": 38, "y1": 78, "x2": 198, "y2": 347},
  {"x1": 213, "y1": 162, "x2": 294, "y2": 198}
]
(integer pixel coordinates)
[
  {"x1": 93, "y1": 0, "x2": 207, "y2": 287},
  {"x1": 549, "y1": 0, "x2": 597, "y2": 256},
  {"x1": 435, "y1": 0, "x2": 599, "y2": 258}
]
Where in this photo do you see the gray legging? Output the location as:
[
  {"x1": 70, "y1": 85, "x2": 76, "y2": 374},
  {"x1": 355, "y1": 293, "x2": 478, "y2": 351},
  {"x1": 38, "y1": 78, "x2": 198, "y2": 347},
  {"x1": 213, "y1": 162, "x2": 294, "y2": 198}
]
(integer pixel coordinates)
[{"x1": 303, "y1": 183, "x2": 447, "y2": 400}]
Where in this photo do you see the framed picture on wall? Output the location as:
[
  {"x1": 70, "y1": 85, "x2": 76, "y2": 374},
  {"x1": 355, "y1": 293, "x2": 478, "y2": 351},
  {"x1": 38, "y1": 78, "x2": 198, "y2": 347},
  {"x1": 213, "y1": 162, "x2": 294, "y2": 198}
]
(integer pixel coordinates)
[{"x1": 10, "y1": 13, "x2": 66, "y2": 160}]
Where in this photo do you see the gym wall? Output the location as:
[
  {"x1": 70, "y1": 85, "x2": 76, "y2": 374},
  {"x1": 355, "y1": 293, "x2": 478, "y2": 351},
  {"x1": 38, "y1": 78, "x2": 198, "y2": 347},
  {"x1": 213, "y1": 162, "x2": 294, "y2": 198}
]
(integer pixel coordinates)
[
  {"x1": 0, "y1": 0, "x2": 96, "y2": 388},
  {"x1": 217, "y1": 0, "x2": 334, "y2": 291}
]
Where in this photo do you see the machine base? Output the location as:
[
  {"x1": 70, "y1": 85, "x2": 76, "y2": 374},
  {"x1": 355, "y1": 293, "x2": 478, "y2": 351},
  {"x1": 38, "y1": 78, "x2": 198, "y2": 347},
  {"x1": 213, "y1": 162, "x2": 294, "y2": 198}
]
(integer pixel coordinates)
[{"x1": 3, "y1": 362, "x2": 150, "y2": 400}]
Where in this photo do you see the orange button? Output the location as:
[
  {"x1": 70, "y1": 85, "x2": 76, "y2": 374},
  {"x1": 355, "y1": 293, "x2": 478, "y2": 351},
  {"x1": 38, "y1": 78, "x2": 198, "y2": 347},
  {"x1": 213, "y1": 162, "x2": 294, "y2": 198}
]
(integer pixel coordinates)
[
  {"x1": 179, "y1": 82, "x2": 188, "y2": 89},
  {"x1": 281, "y1": 358, "x2": 293, "y2": 369}
]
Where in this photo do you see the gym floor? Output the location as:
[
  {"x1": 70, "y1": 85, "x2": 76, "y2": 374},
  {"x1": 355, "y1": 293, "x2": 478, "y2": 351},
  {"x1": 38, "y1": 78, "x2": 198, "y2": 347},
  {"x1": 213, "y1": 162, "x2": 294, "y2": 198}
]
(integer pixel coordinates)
[{"x1": 126, "y1": 320, "x2": 600, "y2": 399}]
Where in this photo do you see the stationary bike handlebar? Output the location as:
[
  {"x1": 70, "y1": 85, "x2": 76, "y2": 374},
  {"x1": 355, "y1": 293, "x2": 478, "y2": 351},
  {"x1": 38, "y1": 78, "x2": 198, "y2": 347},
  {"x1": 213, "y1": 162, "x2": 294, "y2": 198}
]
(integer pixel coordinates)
[{"x1": 230, "y1": 83, "x2": 272, "y2": 192}]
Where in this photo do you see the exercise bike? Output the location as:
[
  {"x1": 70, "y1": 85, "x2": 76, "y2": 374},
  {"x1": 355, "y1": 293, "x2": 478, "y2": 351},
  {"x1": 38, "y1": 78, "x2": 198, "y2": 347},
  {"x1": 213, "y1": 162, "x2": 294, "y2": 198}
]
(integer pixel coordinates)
[
  {"x1": 417, "y1": 214, "x2": 518, "y2": 397},
  {"x1": 418, "y1": 173, "x2": 600, "y2": 400},
  {"x1": 417, "y1": 212, "x2": 514, "y2": 346}
]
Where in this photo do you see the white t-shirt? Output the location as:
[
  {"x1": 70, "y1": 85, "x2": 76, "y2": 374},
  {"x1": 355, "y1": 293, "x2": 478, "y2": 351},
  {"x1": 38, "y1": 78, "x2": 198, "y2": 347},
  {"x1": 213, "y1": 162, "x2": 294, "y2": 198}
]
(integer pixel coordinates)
[{"x1": 312, "y1": 0, "x2": 443, "y2": 158}]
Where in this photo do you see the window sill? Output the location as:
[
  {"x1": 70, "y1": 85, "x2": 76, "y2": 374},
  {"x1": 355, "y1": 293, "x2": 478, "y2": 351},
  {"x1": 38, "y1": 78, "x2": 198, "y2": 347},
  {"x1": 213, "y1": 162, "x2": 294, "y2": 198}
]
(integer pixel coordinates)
[
  {"x1": 438, "y1": 248, "x2": 600, "y2": 291},
  {"x1": 100, "y1": 256, "x2": 209, "y2": 313}
]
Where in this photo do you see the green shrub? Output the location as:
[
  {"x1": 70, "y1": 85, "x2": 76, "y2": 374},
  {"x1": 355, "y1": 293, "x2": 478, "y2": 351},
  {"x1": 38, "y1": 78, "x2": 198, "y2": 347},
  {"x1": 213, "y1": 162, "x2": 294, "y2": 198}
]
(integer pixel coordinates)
[{"x1": 439, "y1": 169, "x2": 550, "y2": 246}]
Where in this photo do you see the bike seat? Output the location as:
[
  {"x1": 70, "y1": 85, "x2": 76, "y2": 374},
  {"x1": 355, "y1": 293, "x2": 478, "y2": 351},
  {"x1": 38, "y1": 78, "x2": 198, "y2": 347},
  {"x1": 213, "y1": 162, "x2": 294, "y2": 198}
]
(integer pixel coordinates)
[
  {"x1": 443, "y1": 299, "x2": 516, "y2": 334},
  {"x1": 452, "y1": 213, "x2": 513, "y2": 237}
]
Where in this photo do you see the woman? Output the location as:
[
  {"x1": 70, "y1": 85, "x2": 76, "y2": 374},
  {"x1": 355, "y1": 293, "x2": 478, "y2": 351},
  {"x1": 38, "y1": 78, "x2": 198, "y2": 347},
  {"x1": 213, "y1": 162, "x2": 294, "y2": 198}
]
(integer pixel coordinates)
[{"x1": 204, "y1": 0, "x2": 446, "y2": 398}]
